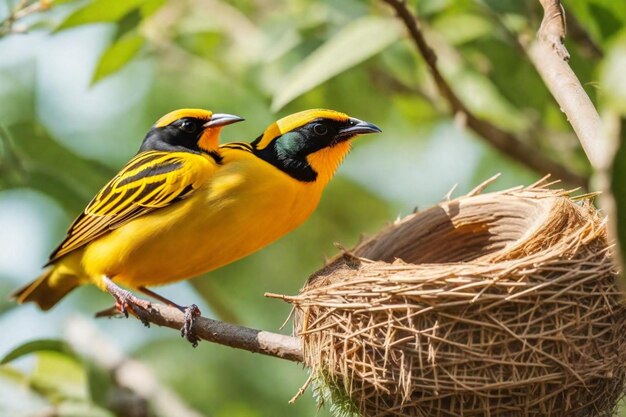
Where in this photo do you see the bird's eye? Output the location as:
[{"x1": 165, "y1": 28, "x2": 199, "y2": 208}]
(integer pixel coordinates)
[
  {"x1": 312, "y1": 123, "x2": 328, "y2": 136},
  {"x1": 179, "y1": 120, "x2": 197, "y2": 133}
]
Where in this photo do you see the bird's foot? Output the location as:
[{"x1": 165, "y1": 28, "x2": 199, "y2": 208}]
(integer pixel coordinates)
[
  {"x1": 115, "y1": 291, "x2": 153, "y2": 327},
  {"x1": 103, "y1": 277, "x2": 152, "y2": 327},
  {"x1": 181, "y1": 304, "x2": 201, "y2": 347},
  {"x1": 138, "y1": 286, "x2": 202, "y2": 347},
  {"x1": 94, "y1": 301, "x2": 152, "y2": 327}
]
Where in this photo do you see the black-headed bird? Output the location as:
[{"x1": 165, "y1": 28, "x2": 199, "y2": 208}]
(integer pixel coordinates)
[{"x1": 12, "y1": 108, "x2": 380, "y2": 345}]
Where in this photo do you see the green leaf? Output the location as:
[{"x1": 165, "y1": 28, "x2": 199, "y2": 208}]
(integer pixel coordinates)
[
  {"x1": 1, "y1": 339, "x2": 75, "y2": 365},
  {"x1": 175, "y1": 31, "x2": 223, "y2": 59},
  {"x1": 31, "y1": 352, "x2": 87, "y2": 402},
  {"x1": 413, "y1": 0, "x2": 454, "y2": 16},
  {"x1": 114, "y1": 9, "x2": 142, "y2": 40},
  {"x1": 432, "y1": 13, "x2": 492, "y2": 44},
  {"x1": 140, "y1": 0, "x2": 167, "y2": 17},
  {"x1": 0, "y1": 364, "x2": 26, "y2": 381},
  {"x1": 602, "y1": 31, "x2": 626, "y2": 114},
  {"x1": 567, "y1": 0, "x2": 626, "y2": 43},
  {"x1": 588, "y1": 3, "x2": 624, "y2": 40},
  {"x1": 85, "y1": 360, "x2": 114, "y2": 408},
  {"x1": 271, "y1": 16, "x2": 402, "y2": 111},
  {"x1": 56, "y1": 0, "x2": 147, "y2": 31},
  {"x1": 91, "y1": 33, "x2": 145, "y2": 84}
]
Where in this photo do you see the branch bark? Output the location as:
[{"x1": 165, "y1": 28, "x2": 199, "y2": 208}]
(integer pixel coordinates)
[
  {"x1": 101, "y1": 302, "x2": 304, "y2": 363},
  {"x1": 526, "y1": 0, "x2": 605, "y2": 169},
  {"x1": 381, "y1": 0, "x2": 588, "y2": 189}
]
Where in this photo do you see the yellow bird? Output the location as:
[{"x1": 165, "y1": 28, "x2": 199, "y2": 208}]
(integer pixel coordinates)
[{"x1": 12, "y1": 108, "x2": 380, "y2": 344}]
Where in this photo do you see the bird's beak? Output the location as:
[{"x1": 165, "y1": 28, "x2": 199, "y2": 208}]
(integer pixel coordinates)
[
  {"x1": 338, "y1": 117, "x2": 382, "y2": 138},
  {"x1": 203, "y1": 113, "x2": 245, "y2": 128}
]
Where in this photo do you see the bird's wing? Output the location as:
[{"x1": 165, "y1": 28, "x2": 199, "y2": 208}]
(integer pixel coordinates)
[{"x1": 48, "y1": 150, "x2": 219, "y2": 262}]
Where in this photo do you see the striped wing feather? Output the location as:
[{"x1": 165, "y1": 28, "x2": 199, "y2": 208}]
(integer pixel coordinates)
[{"x1": 48, "y1": 151, "x2": 217, "y2": 262}]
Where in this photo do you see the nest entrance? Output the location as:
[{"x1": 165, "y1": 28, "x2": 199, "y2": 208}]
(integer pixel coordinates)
[
  {"x1": 357, "y1": 193, "x2": 553, "y2": 264},
  {"x1": 286, "y1": 182, "x2": 626, "y2": 417}
]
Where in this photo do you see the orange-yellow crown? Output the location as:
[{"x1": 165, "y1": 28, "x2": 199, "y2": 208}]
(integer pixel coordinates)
[
  {"x1": 255, "y1": 109, "x2": 349, "y2": 150},
  {"x1": 154, "y1": 109, "x2": 214, "y2": 128}
]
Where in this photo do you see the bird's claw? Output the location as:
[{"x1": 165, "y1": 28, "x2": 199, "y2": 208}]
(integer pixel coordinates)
[
  {"x1": 110, "y1": 287, "x2": 152, "y2": 326},
  {"x1": 181, "y1": 304, "x2": 201, "y2": 347}
]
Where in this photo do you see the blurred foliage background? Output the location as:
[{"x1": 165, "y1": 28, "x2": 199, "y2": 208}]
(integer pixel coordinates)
[{"x1": 0, "y1": 0, "x2": 625, "y2": 416}]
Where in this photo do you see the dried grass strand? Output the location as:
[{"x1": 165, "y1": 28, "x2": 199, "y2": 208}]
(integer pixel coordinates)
[{"x1": 287, "y1": 181, "x2": 625, "y2": 417}]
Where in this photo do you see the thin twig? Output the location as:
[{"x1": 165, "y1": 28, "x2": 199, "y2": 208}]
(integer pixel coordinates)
[
  {"x1": 98, "y1": 302, "x2": 304, "y2": 363},
  {"x1": 535, "y1": 0, "x2": 569, "y2": 60},
  {"x1": 0, "y1": 0, "x2": 51, "y2": 37},
  {"x1": 526, "y1": 0, "x2": 604, "y2": 169},
  {"x1": 380, "y1": 0, "x2": 588, "y2": 189}
]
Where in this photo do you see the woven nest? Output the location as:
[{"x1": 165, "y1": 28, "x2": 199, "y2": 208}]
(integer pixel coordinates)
[{"x1": 285, "y1": 180, "x2": 626, "y2": 417}]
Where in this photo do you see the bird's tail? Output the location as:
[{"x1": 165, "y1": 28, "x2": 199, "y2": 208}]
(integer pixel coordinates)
[{"x1": 11, "y1": 261, "x2": 83, "y2": 311}]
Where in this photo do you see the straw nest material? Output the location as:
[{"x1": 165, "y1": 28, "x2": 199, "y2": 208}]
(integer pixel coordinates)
[{"x1": 285, "y1": 180, "x2": 626, "y2": 417}]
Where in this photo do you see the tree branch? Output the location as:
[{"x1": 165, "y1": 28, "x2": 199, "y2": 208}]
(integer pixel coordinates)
[
  {"x1": 526, "y1": 0, "x2": 605, "y2": 169},
  {"x1": 380, "y1": 0, "x2": 588, "y2": 189},
  {"x1": 100, "y1": 302, "x2": 303, "y2": 363},
  {"x1": 0, "y1": 0, "x2": 51, "y2": 37}
]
